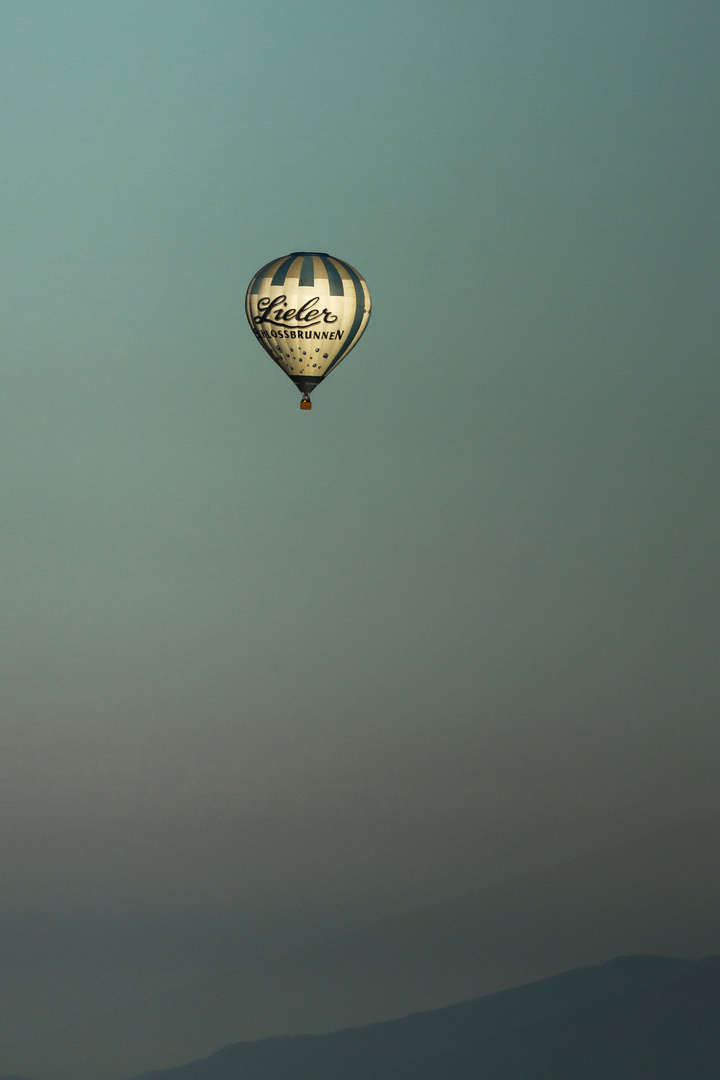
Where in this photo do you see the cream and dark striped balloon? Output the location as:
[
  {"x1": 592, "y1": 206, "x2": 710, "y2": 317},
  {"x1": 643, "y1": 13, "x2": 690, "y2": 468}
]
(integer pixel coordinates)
[{"x1": 245, "y1": 252, "x2": 371, "y2": 400}]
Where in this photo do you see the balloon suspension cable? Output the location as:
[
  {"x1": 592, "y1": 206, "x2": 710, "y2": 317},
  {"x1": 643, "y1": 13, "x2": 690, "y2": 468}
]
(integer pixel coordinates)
[{"x1": 300, "y1": 394, "x2": 312, "y2": 411}]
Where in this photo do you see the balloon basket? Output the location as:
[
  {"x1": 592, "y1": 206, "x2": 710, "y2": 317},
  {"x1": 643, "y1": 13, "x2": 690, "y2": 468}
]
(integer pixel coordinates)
[{"x1": 300, "y1": 396, "x2": 312, "y2": 411}]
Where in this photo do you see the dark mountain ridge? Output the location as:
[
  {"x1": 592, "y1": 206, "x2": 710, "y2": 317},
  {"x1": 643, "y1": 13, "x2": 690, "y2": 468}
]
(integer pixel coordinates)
[
  {"x1": 130, "y1": 954, "x2": 720, "y2": 1080},
  {"x1": 2, "y1": 812, "x2": 718, "y2": 1080}
]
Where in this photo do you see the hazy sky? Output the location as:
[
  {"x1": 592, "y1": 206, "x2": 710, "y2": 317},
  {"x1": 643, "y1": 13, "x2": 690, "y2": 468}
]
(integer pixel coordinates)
[{"x1": 0, "y1": 0, "x2": 718, "y2": 1058}]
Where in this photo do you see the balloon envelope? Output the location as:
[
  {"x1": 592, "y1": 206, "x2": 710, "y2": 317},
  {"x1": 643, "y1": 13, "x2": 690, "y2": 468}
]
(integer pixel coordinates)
[{"x1": 245, "y1": 252, "x2": 371, "y2": 397}]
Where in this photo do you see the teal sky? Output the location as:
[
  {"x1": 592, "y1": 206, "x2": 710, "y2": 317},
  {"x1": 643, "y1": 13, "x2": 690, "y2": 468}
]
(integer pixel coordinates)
[{"x1": 0, "y1": 0, "x2": 719, "y2": 1068}]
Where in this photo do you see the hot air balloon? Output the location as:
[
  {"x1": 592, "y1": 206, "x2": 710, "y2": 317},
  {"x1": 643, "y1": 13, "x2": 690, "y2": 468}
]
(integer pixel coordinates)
[{"x1": 245, "y1": 252, "x2": 371, "y2": 410}]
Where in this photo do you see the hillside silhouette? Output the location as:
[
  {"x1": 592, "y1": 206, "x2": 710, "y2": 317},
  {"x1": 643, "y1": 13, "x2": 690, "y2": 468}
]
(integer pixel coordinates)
[
  {"x1": 130, "y1": 955, "x2": 720, "y2": 1080},
  {"x1": 1, "y1": 812, "x2": 718, "y2": 1080}
]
